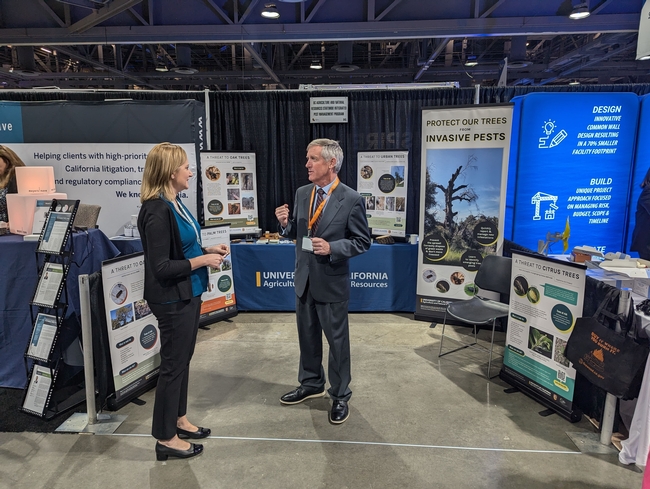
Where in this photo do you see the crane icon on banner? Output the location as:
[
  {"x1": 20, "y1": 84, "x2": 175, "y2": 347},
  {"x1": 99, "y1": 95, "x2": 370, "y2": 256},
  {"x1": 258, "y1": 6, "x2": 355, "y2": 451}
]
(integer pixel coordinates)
[{"x1": 531, "y1": 192, "x2": 559, "y2": 220}]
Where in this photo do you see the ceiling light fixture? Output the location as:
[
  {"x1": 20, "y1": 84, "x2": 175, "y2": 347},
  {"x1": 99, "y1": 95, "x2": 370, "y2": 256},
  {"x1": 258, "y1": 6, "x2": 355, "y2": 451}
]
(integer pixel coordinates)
[
  {"x1": 569, "y1": 2, "x2": 590, "y2": 20},
  {"x1": 569, "y1": 80, "x2": 580, "y2": 85},
  {"x1": 464, "y1": 55, "x2": 478, "y2": 67},
  {"x1": 155, "y1": 63, "x2": 168, "y2": 72},
  {"x1": 310, "y1": 60, "x2": 322, "y2": 70},
  {"x1": 261, "y1": 3, "x2": 280, "y2": 19}
]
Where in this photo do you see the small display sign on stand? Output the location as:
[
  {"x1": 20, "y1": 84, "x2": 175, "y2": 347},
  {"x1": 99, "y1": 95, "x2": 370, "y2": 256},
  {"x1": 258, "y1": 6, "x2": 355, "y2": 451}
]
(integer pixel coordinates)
[
  {"x1": 25, "y1": 310, "x2": 66, "y2": 363},
  {"x1": 21, "y1": 365, "x2": 56, "y2": 418},
  {"x1": 36, "y1": 199, "x2": 79, "y2": 255}
]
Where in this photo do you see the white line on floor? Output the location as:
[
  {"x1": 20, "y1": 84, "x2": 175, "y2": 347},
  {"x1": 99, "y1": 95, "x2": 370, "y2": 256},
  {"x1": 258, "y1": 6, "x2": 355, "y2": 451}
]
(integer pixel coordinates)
[{"x1": 110, "y1": 433, "x2": 580, "y2": 454}]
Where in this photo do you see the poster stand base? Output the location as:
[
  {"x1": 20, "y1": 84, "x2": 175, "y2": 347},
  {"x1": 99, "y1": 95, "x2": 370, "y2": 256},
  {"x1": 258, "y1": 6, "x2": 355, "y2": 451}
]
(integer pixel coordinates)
[
  {"x1": 199, "y1": 309, "x2": 238, "y2": 328},
  {"x1": 56, "y1": 412, "x2": 127, "y2": 435},
  {"x1": 565, "y1": 431, "x2": 618, "y2": 454},
  {"x1": 499, "y1": 369, "x2": 582, "y2": 423}
]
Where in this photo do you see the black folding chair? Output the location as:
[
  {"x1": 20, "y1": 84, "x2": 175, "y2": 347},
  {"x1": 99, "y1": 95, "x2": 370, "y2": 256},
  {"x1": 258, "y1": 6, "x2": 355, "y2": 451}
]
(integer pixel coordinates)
[{"x1": 437, "y1": 254, "x2": 512, "y2": 378}]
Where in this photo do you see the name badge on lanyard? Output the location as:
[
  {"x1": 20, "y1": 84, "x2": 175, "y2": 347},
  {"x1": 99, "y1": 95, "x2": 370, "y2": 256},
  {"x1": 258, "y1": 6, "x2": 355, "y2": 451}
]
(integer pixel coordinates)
[{"x1": 307, "y1": 178, "x2": 339, "y2": 238}]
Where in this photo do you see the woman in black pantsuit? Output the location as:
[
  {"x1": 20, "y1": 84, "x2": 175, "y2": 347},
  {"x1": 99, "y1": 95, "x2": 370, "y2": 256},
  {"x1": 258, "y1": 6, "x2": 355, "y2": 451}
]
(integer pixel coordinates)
[{"x1": 138, "y1": 142, "x2": 229, "y2": 461}]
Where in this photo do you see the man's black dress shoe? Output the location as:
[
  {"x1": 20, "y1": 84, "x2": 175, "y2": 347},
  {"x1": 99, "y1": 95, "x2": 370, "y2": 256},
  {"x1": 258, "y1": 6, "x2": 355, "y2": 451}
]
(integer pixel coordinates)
[
  {"x1": 329, "y1": 400, "x2": 349, "y2": 424},
  {"x1": 280, "y1": 386, "x2": 325, "y2": 405},
  {"x1": 177, "y1": 427, "x2": 211, "y2": 439},
  {"x1": 155, "y1": 441, "x2": 204, "y2": 461}
]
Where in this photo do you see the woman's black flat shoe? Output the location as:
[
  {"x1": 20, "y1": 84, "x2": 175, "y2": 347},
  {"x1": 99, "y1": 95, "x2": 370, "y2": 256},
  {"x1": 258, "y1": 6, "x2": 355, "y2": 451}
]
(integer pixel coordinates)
[
  {"x1": 155, "y1": 441, "x2": 203, "y2": 461},
  {"x1": 177, "y1": 426, "x2": 211, "y2": 439}
]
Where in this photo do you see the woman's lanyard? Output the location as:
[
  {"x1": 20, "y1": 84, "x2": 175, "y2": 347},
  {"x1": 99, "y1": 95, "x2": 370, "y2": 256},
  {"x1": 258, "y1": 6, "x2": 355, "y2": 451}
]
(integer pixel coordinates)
[
  {"x1": 174, "y1": 197, "x2": 201, "y2": 245},
  {"x1": 307, "y1": 178, "x2": 339, "y2": 237}
]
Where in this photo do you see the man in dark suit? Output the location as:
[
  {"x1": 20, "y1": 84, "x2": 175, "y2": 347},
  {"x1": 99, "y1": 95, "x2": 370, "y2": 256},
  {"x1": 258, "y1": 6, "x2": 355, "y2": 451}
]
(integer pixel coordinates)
[{"x1": 275, "y1": 138, "x2": 371, "y2": 424}]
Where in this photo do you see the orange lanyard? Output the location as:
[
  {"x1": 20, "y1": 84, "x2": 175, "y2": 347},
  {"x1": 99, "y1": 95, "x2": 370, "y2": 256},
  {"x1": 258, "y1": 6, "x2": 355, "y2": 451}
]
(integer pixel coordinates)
[{"x1": 308, "y1": 178, "x2": 339, "y2": 233}]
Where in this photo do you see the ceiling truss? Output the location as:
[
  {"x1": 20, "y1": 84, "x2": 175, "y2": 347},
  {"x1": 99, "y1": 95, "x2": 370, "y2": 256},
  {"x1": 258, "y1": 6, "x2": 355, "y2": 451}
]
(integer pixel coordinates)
[{"x1": 0, "y1": 0, "x2": 645, "y2": 90}]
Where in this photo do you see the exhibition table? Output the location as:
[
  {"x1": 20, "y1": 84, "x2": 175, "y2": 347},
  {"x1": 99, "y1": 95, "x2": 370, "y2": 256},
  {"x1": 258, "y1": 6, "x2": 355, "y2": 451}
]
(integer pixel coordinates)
[
  {"x1": 0, "y1": 230, "x2": 120, "y2": 388},
  {"x1": 109, "y1": 238, "x2": 418, "y2": 312},
  {"x1": 230, "y1": 242, "x2": 417, "y2": 312}
]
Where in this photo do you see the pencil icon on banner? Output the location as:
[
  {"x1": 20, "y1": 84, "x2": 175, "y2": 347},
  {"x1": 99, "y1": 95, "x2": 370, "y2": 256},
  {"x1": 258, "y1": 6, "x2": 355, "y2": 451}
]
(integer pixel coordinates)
[
  {"x1": 549, "y1": 129, "x2": 568, "y2": 148},
  {"x1": 256, "y1": 272, "x2": 261, "y2": 287}
]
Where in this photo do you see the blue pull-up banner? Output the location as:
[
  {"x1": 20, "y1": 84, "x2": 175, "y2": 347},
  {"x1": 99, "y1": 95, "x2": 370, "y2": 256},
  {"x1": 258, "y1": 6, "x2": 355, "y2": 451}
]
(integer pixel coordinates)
[{"x1": 511, "y1": 92, "x2": 639, "y2": 255}]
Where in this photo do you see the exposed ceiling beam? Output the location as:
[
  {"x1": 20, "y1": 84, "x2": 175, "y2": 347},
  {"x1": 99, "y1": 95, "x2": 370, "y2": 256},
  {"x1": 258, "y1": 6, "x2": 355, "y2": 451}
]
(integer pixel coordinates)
[
  {"x1": 304, "y1": 0, "x2": 328, "y2": 24},
  {"x1": 36, "y1": 0, "x2": 67, "y2": 28},
  {"x1": 545, "y1": 33, "x2": 631, "y2": 70},
  {"x1": 203, "y1": 0, "x2": 234, "y2": 25},
  {"x1": 128, "y1": 7, "x2": 149, "y2": 26},
  {"x1": 375, "y1": 0, "x2": 404, "y2": 22},
  {"x1": 481, "y1": 0, "x2": 507, "y2": 19},
  {"x1": 3, "y1": 14, "x2": 637, "y2": 46},
  {"x1": 287, "y1": 43, "x2": 309, "y2": 68},
  {"x1": 68, "y1": 0, "x2": 144, "y2": 34},
  {"x1": 52, "y1": 45, "x2": 160, "y2": 89},
  {"x1": 238, "y1": 0, "x2": 260, "y2": 25},
  {"x1": 242, "y1": 43, "x2": 287, "y2": 88},
  {"x1": 539, "y1": 41, "x2": 636, "y2": 85},
  {"x1": 414, "y1": 38, "x2": 451, "y2": 81},
  {"x1": 592, "y1": 0, "x2": 615, "y2": 16}
]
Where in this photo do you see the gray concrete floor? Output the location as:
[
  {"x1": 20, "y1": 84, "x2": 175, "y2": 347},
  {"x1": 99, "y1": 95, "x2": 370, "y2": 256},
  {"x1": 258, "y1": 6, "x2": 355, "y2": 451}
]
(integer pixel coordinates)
[{"x1": 0, "y1": 312, "x2": 643, "y2": 489}]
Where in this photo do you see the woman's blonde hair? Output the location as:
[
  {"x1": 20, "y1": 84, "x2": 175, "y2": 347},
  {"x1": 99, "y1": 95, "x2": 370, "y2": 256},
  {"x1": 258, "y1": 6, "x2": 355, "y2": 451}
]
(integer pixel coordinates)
[
  {"x1": 140, "y1": 142, "x2": 187, "y2": 203},
  {"x1": 0, "y1": 145, "x2": 26, "y2": 189}
]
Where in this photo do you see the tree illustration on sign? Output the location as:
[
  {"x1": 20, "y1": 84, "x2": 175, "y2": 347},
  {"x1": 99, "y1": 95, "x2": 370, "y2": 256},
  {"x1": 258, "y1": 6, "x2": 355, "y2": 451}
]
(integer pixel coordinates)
[{"x1": 433, "y1": 155, "x2": 478, "y2": 232}]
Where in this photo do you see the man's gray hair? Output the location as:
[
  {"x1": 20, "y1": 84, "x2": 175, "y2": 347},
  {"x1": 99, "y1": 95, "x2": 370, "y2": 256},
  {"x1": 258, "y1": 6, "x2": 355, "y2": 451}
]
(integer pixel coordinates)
[{"x1": 308, "y1": 138, "x2": 343, "y2": 173}]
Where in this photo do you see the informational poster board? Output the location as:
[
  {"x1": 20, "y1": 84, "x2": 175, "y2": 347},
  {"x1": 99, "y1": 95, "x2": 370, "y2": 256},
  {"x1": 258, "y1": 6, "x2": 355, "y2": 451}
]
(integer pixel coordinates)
[
  {"x1": 199, "y1": 225, "x2": 238, "y2": 324},
  {"x1": 200, "y1": 151, "x2": 260, "y2": 235},
  {"x1": 511, "y1": 92, "x2": 639, "y2": 255},
  {"x1": 500, "y1": 251, "x2": 586, "y2": 421},
  {"x1": 357, "y1": 151, "x2": 409, "y2": 237},
  {"x1": 310, "y1": 97, "x2": 349, "y2": 123},
  {"x1": 416, "y1": 105, "x2": 513, "y2": 321},
  {"x1": 101, "y1": 253, "x2": 160, "y2": 405},
  {"x1": 11, "y1": 143, "x2": 197, "y2": 237},
  {"x1": 0, "y1": 99, "x2": 204, "y2": 237}
]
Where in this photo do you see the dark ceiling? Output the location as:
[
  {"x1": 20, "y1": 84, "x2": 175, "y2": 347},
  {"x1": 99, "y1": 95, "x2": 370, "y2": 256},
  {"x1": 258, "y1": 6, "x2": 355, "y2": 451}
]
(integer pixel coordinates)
[{"x1": 0, "y1": 0, "x2": 646, "y2": 90}]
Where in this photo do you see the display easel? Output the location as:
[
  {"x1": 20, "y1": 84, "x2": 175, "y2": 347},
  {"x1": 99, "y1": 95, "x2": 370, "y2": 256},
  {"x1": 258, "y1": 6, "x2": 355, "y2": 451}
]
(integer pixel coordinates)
[{"x1": 21, "y1": 199, "x2": 82, "y2": 420}]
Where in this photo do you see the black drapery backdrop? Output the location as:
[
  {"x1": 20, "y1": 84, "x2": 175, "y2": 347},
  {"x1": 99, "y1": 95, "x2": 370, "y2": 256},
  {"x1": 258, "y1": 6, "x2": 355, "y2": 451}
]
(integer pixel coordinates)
[
  {"x1": 210, "y1": 87, "x2": 490, "y2": 234},
  {"x1": 209, "y1": 84, "x2": 650, "y2": 233},
  {"x1": 2, "y1": 84, "x2": 650, "y2": 231}
]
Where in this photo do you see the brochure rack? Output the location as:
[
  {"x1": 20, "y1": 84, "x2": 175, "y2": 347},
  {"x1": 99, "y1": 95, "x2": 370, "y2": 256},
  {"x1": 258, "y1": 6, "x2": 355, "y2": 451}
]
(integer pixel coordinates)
[{"x1": 21, "y1": 200, "x2": 83, "y2": 419}]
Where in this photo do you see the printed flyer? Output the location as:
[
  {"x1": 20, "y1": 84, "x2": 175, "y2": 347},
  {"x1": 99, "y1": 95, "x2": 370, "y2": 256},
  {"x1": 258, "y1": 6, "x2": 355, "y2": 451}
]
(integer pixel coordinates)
[
  {"x1": 357, "y1": 151, "x2": 409, "y2": 237},
  {"x1": 26, "y1": 313, "x2": 59, "y2": 362},
  {"x1": 22, "y1": 365, "x2": 53, "y2": 416},
  {"x1": 501, "y1": 251, "x2": 586, "y2": 419},
  {"x1": 101, "y1": 253, "x2": 160, "y2": 404},
  {"x1": 416, "y1": 105, "x2": 513, "y2": 321},
  {"x1": 200, "y1": 151, "x2": 259, "y2": 234},
  {"x1": 200, "y1": 225, "x2": 237, "y2": 324}
]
